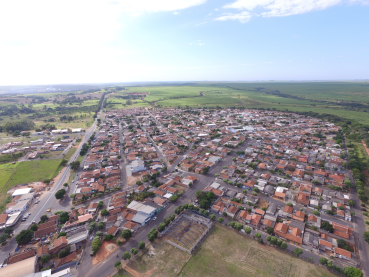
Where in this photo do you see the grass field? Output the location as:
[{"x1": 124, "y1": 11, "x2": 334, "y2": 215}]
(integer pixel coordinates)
[
  {"x1": 179, "y1": 225, "x2": 336, "y2": 277},
  {"x1": 7, "y1": 158, "x2": 62, "y2": 188},
  {"x1": 122, "y1": 82, "x2": 369, "y2": 125}
]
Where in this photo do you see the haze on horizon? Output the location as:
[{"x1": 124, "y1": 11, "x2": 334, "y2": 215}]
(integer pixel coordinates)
[{"x1": 1, "y1": 0, "x2": 368, "y2": 86}]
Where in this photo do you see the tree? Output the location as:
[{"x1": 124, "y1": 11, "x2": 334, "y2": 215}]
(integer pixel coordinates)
[
  {"x1": 217, "y1": 217, "x2": 224, "y2": 223},
  {"x1": 0, "y1": 233, "x2": 9, "y2": 243},
  {"x1": 131, "y1": 248, "x2": 138, "y2": 255},
  {"x1": 40, "y1": 215, "x2": 48, "y2": 222},
  {"x1": 97, "y1": 222, "x2": 104, "y2": 230},
  {"x1": 30, "y1": 224, "x2": 38, "y2": 231},
  {"x1": 319, "y1": 257, "x2": 328, "y2": 265},
  {"x1": 136, "y1": 181, "x2": 142, "y2": 185},
  {"x1": 169, "y1": 214, "x2": 175, "y2": 221},
  {"x1": 280, "y1": 242, "x2": 288, "y2": 249},
  {"x1": 138, "y1": 241, "x2": 145, "y2": 250},
  {"x1": 70, "y1": 161, "x2": 80, "y2": 171},
  {"x1": 104, "y1": 234, "x2": 114, "y2": 241},
  {"x1": 266, "y1": 236, "x2": 272, "y2": 242},
  {"x1": 59, "y1": 212, "x2": 70, "y2": 224},
  {"x1": 43, "y1": 179, "x2": 51, "y2": 185},
  {"x1": 245, "y1": 227, "x2": 251, "y2": 234},
  {"x1": 234, "y1": 222, "x2": 243, "y2": 231},
  {"x1": 4, "y1": 227, "x2": 13, "y2": 235},
  {"x1": 321, "y1": 221, "x2": 333, "y2": 233},
  {"x1": 343, "y1": 266, "x2": 363, "y2": 277},
  {"x1": 101, "y1": 209, "x2": 109, "y2": 216},
  {"x1": 254, "y1": 233, "x2": 261, "y2": 239},
  {"x1": 202, "y1": 167, "x2": 209, "y2": 174},
  {"x1": 158, "y1": 222, "x2": 166, "y2": 232},
  {"x1": 122, "y1": 229, "x2": 132, "y2": 239},
  {"x1": 97, "y1": 201, "x2": 103, "y2": 209},
  {"x1": 364, "y1": 231, "x2": 369, "y2": 243},
  {"x1": 40, "y1": 254, "x2": 50, "y2": 264},
  {"x1": 96, "y1": 231, "x2": 103, "y2": 237},
  {"x1": 122, "y1": 251, "x2": 131, "y2": 260},
  {"x1": 293, "y1": 247, "x2": 303, "y2": 257},
  {"x1": 348, "y1": 200, "x2": 355, "y2": 207},
  {"x1": 58, "y1": 231, "x2": 67, "y2": 238},
  {"x1": 16, "y1": 229, "x2": 34, "y2": 245},
  {"x1": 55, "y1": 189, "x2": 66, "y2": 200},
  {"x1": 312, "y1": 210, "x2": 320, "y2": 216},
  {"x1": 114, "y1": 261, "x2": 122, "y2": 271},
  {"x1": 91, "y1": 237, "x2": 102, "y2": 254},
  {"x1": 210, "y1": 214, "x2": 216, "y2": 220},
  {"x1": 266, "y1": 226, "x2": 273, "y2": 234},
  {"x1": 116, "y1": 240, "x2": 122, "y2": 246},
  {"x1": 58, "y1": 246, "x2": 71, "y2": 258},
  {"x1": 286, "y1": 202, "x2": 293, "y2": 207}
]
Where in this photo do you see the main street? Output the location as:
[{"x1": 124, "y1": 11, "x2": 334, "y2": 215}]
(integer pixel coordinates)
[{"x1": 0, "y1": 97, "x2": 105, "y2": 263}]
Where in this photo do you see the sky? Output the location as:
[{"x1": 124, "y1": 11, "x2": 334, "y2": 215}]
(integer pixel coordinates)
[{"x1": 0, "y1": 0, "x2": 368, "y2": 85}]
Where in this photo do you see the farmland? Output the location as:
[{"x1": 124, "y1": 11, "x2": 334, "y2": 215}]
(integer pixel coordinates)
[{"x1": 121, "y1": 82, "x2": 369, "y2": 125}]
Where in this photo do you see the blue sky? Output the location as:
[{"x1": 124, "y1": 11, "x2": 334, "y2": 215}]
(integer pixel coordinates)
[{"x1": 0, "y1": 0, "x2": 368, "y2": 85}]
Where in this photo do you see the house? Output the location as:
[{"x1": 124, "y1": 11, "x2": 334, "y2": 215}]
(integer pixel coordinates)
[
  {"x1": 249, "y1": 214, "x2": 262, "y2": 227},
  {"x1": 335, "y1": 247, "x2": 352, "y2": 260},
  {"x1": 56, "y1": 252, "x2": 77, "y2": 267},
  {"x1": 131, "y1": 159, "x2": 146, "y2": 173},
  {"x1": 49, "y1": 236, "x2": 67, "y2": 254},
  {"x1": 280, "y1": 205, "x2": 293, "y2": 218},
  {"x1": 226, "y1": 206, "x2": 238, "y2": 218},
  {"x1": 292, "y1": 211, "x2": 305, "y2": 222},
  {"x1": 307, "y1": 214, "x2": 321, "y2": 228},
  {"x1": 88, "y1": 202, "x2": 98, "y2": 213},
  {"x1": 319, "y1": 239, "x2": 333, "y2": 251}
]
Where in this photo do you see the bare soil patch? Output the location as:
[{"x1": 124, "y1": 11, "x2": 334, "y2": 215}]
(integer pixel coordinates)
[
  {"x1": 257, "y1": 198, "x2": 269, "y2": 209},
  {"x1": 127, "y1": 175, "x2": 141, "y2": 187},
  {"x1": 93, "y1": 241, "x2": 118, "y2": 265}
]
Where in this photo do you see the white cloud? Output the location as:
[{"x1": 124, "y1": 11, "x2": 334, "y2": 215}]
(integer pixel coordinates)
[
  {"x1": 217, "y1": 0, "x2": 366, "y2": 22},
  {"x1": 216, "y1": 11, "x2": 252, "y2": 23},
  {"x1": 196, "y1": 22, "x2": 207, "y2": 25},
  {"x1": 173, "y1": 12, "x2": 179, "y2": 15}
]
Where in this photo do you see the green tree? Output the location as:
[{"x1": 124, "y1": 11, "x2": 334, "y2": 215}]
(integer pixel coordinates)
[
  {"x1": 40, "y1": 254, "x2": 50, "y2": 264},
  {"x1": 122, "y1": 251, "x2": 131, "y2": 260},
  {"x1": 96, "y1": 231, "x2": 103, "y2": 237},
  {"x1": 15, "y1": 229, "x2": 34, "y2": 245},
  {"x1": 0, "y1": 233, "x2": 9, "y2": 243},
  {"x1": 100, "y1": 209, "x2": 109, "y2": 216},
  {"x1": 169, "y1": 214, "x2": 175, "y2": 221},
  {"x1": 4, "y1": 227, "x2": 13, "y2": 235},
  {"x1": 59, "y1": 212, "x2": 70, "y2": 224},
  {"x1": 217, "y1": 217, "x2": 224, "y2": 223},
  {"x1": 210, "y1": 214, "x2": 216, "y2": 220},
  {"x1": 122, "y1": 229, "x2": 132, "y2": 239},
  {"x1": 343, "y1": 266, "x2": 363, "y2": 277},
  {"x1": 97, "y1": 222, "x2": 104, "y2": 230},
  {"x1": 30, "y1": 224, "x2": 38, "y2": 231},
  {"x1": 254, "y1": 233, "x2": 261, "y2": 239},
  {"x1": 58, "y1": 231, "x2": 67, "y2": 238},
  {"x1": 138, "y1": 241, "x2": 145, "y2": 250},
  {"x1": 321, "y1": 221, "x2": 333, "y2": 233},
  {"x1": 40, "y1": 215, "x2": 48, "y2": 222},
  {"x1": 91, "y1": 237, "x2": 102, "y2": 255},
  {"x1": 58, "y1": 246, "x2": 71, "y2": 258},
  {"x1": 319, "y1": 257, "x2": 328, "y2": 265},
  {"x1": 55, "y1": 189, "x2": 66, "y2": 200},
  {"x1": 114, "y1": 261, "x2": 121, "y2": 271},
  {"x1": 244, "y1": 227, "x2": 251, "y2": 234},
  {"x1": 70, "y1": 161, "x2": 80, "y2": 171},
  {"x1": 158, "y1": 222, "x2": 166, "y2": 232},
  {"x1": 97, "y1": 201, "x2": 103, "y2": 209},
  {"x1": 280, "y1": 242, "x2": 288, "y2": 249},
  {"x1": 364, "y1": 231, "x2": 369, "y2": 243},
  {"x1": 131, "y1": 248, "x2": 138, "y2": 255},
  {"x1": 266, "y1": 226, "x2": 273, "y2": 234},
  {"x1": 293, "y1": 247, "x2": 303, "y2": 257}
]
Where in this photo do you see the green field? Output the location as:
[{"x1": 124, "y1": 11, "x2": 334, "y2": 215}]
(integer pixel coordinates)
[
  {"x1": 122, "y1": 82, "x2": 369, "y2": 125},
  {"x1": 7, "y1": 159, "x2": 62, "y2": 187}
]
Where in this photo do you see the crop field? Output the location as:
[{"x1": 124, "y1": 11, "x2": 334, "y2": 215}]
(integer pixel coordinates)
[
  {"x1": 123, "y1": 82, "x2": 369, "y2": 125},
  {"x1": 7, "y1": 158, "x2": 62, "y2": 188},
  {"x1": 179, "y1": 225, "x2": 336, "y2": 277}
]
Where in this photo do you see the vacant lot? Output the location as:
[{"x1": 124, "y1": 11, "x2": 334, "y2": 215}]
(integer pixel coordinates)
[
  {"x1": 8, "y1": 159, "x2": 62, "y2": 188},
  {"x1": 123, "y1": 240, "x2": 191, "y2": 277},
  {"x1": 179, "y1": 225, "x2": 336, "y2": 277}
]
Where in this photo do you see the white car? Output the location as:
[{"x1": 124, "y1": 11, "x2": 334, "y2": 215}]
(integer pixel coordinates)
[{"x1": 153, "y1": 217, "x2": 157, "y2": 221}]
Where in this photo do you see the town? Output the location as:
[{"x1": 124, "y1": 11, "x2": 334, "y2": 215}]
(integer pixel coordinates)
[{"x1": 0, "y1": 107, "x2": 366, "y2": 277}]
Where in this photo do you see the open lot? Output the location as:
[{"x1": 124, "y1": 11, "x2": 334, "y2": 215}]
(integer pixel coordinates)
[
  {"x1": 179, "y1": 225, "x2": 336, "y2": 277},
  {"x1": 7, "y1": 158, "x2": 62, "y2": 187},
  {"x1": 119, "y1": 225, "x2": 336, "y2": 277}
]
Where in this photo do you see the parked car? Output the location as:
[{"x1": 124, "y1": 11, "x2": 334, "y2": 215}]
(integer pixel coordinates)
[
  {"x1": 46, "y1": 209, "x2": 51, "y2": 212},
  {"x1": 361, "y1": 208, "x2": 367, "y2": 211},
  {"x1": 153, "y1": 217, "x2": 157, "y2": 221},
  {"x1": 90, "y1": 236, "x2": 94, "y2": 241}
]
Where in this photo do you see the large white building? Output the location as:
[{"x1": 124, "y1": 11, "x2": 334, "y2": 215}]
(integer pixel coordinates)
[{"x1": 130, "y1": 159, "x2": 146, "y2": 173}]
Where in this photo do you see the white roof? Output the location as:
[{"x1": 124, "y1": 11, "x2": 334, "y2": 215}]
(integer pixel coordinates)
[
  {"x1": 210, "y1": 182, "x2": 221, "y2": 189},
  {"x1": 132, "y1": 213, "x2": 149, "y2": 224},
  {"x1": 276, "y1": 187, "x2": 287, "y2": 193},
  {"x1": 137, "y1": 205, "x2": 156, "y2": 214},
  {"x1": 12, "y1": 188, "x2": 32, "y2": 197},
  {"x1": 163, "y1": 193, "x2": 173, "y2": 199}
]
